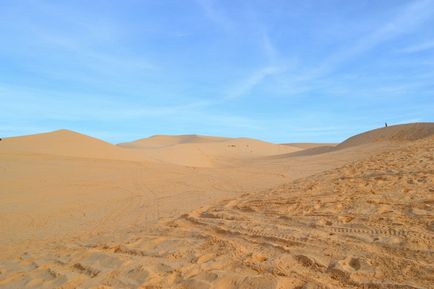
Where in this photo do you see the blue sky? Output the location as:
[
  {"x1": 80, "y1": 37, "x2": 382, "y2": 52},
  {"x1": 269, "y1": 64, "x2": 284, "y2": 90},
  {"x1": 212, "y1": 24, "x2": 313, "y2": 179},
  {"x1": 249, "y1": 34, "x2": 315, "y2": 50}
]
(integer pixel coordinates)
[{"x1": 1, "y1": 0, "x2": 433, "y2": 143}]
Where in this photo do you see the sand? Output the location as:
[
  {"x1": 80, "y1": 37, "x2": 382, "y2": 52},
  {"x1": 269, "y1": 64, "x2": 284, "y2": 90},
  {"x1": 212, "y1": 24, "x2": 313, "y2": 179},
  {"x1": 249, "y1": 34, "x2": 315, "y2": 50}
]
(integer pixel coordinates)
[
  {"x1": 0, "y1": 130, "x2": 149, "y2": 162},
  {"x1": 118, "y1": 135, "x2": 231, "y2": 149},
  {"x1": 0, "y1": 123, "x2": 433, "y2": 288},
  {"x1": 119, "y1": 136, "x2": 301, "y2": 167}
]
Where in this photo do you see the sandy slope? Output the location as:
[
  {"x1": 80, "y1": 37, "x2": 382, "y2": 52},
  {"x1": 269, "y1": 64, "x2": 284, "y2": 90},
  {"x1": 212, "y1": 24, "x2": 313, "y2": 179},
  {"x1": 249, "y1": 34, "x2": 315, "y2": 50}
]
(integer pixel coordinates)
[
  {"x1": 119, "y1": 136, "x2": 301, "y2": 167},
  {"x1": 0, "y1": 123, "x2": 433, "y2": 288},
  {"x1": 0, "y1": 130, "x2": 148, "y2": 162},
  {"x1": 274, "y1": 123, "x2": 434, "y2": 158},
  {"x1": 337, "y1": 122, "x2": 434, "y2": 149},
  {"x1": 2, "y1": 135, "x2": 430, "y2": 289},
  {"x1": 0, "y1": 130, "x2": 310, "y2": 251},
  {"x1": 118, "y1": 135, "x2": 230, "y2": 149},
  {"x1": 281, "y1": 143, "x2": 337, "y2": 149},
  {"x1": 126, "y1": 135, "x2": 432, "y2": 289},
  {"x1": 0, "y1": 130, "x2": 373, "y2": 252}
]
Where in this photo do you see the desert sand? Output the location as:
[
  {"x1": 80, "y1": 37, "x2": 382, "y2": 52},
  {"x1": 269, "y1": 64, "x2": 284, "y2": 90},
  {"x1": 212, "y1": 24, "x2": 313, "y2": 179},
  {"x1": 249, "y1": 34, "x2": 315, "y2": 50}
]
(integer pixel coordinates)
[
  {"x1": 118, "y1": 135, "x2": 301, "y2": 167},
  {"x1": 0, "y1": 123, "x2": 433, "y2": 288}
]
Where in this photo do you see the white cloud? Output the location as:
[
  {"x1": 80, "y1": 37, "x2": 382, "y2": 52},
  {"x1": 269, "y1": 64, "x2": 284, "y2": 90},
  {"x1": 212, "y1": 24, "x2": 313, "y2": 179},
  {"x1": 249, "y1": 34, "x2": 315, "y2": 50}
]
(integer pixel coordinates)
[{"x1": 222, "y1": 30, "x2": 292, "y2": 100}]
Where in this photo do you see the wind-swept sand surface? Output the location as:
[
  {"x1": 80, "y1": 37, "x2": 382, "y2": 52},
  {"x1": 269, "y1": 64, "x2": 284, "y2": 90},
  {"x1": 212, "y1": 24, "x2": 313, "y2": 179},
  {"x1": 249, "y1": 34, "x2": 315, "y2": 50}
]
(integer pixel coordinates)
[
  {"x1": 0, "y1": 123, "x2": 433, "y2": 288},
  {"x1": 0, "y1": 130, "x2": 149, "y2": 161},
  {"x1": 119, "y1": 135, "x2": 301, "y2": 167}
]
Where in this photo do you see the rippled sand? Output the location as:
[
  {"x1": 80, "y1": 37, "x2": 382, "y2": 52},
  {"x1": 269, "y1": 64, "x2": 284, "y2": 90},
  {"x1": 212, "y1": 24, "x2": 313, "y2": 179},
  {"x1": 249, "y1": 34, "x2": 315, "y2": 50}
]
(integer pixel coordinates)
[{"x1": 1, "y1": 124, "x2": 433, "y2": 288}]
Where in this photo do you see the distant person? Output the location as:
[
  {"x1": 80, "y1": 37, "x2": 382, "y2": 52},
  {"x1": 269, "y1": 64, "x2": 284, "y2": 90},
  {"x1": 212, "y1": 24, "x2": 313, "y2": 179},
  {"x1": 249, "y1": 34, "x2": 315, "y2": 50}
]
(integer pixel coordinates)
[{"x1": 385, "y1": 122, "x2": 388, "y2": 127}]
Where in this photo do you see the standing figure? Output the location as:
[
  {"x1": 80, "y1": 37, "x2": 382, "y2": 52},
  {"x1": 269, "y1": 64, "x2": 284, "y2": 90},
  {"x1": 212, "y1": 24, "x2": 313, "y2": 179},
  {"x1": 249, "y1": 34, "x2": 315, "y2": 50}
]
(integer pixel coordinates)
[{"x1": 385, "y1": 122, "x2": 388, "y2": 127}]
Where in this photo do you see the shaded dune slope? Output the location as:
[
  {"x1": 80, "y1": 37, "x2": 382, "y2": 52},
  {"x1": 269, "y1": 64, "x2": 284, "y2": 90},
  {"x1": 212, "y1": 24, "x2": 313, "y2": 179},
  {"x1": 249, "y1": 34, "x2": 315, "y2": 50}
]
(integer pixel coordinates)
[
  {"x1": 282, "y1": 143, "x2": 336, "y2": 149},
  {"x1": 279, "y1": 122, "x2": 434, "y2": 157},
  {"x1": 337, "y1": 122, "x2": 434, "y2": 149}
]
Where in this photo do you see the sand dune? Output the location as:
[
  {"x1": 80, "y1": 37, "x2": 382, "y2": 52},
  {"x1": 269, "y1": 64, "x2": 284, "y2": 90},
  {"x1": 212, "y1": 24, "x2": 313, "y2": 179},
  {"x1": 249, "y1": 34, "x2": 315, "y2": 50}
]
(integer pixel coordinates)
[
  {"x1": 275, "y1": 122, "x2": 434, "y2": 158},
  {"x1": 1, "y1": 130, "x2": 300, "y2": 168},
  {"x1": 0, "y1": 129, "x2": 147, "y2": 161},
  {"x1": 0, "y1": 123, "x2": 433, "y2": 288},
  {"x1": 119, "y1": 134, "x2": 230, "y2": 149},
  {"x1": 337, "y1": 122, "x2": 434, "y2": 149},
  {"x1": 120, "y1": 136, "x2": 301, "y2": 167},
  {"x1": 0, "y1": 134, "x2": 389, "y2": 257},
  {"x1": 0, "y1": 130, "x2": 331, "y2": 252}
]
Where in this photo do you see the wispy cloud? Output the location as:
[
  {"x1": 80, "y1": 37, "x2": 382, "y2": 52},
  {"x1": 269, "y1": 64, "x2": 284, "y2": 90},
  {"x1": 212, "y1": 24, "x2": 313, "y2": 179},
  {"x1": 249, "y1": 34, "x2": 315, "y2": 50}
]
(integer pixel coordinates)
[
  {"x1": 223, "y1": 30, "x2": 292, "y2": 100},
  {"x1": 272, "y1": 0, "x2": 434, "y2": 97},
  {"x1": 0, "y1": 82, "x2": 263, "y2": 142},
  {"x1": 0, "y1": 82, "x2": 260, "y2": 131},
  {"x1": 1, "y1": 0, "x2": 158, "y2": 87},
  {"x1": 217, "y1": 0, "x2": 434, "y2": 102},
  {"x1": 224, "y1": 65, "x2": 283, "y2": 100},
  {"x1": 398, "y1": 40, "x2": 434, "y2": 53},
  {"x1": 0, "y1": 83, "x2": 204, "y2": 121},
  {"x1": 195, "y1": 0, "x2": 233, "y2": 31},
  {"x1": 260, "y1": 31, "x2": 279, "y2": 63},
  {"x1": 38, "y1": 32, "x2": 157, "y2": 72},
  {"x1": 341, "y1": 0, "x2": 434, "y2": 58},
  {"x1": 326, "y1": 0, "x2": 434, "y2": 65},
  {"x1": 336, "y1": 1, "x2": 430, "y2": 67}
]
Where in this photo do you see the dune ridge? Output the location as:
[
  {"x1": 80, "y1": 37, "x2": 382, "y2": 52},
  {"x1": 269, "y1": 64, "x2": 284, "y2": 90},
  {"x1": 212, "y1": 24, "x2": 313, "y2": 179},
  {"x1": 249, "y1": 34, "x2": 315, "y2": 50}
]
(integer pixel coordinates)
[
  {"x1": 119, "y1": 135, "x2": 301, "y2": 167},
  {"x1": 0, "y1": 130, "x2": 301, "y2": 167}
]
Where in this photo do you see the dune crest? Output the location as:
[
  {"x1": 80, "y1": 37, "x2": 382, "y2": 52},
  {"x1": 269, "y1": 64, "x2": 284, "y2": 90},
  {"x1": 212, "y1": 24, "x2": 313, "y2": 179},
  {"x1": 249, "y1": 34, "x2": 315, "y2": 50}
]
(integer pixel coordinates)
[
  {"x1": 0, "y1": 129, "x2": 147, "y2": 161},
  {"x1": 337, "y1": 122, "x2": 434, "y2": 149}
]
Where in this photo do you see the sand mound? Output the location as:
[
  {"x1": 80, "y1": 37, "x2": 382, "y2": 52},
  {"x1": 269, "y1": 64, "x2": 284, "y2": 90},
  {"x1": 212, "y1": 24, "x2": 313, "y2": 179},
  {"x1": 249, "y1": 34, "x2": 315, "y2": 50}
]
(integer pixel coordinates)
[
  {"x1": 0, "y1": 130, "x2": 299, "y2": 167},
  {"x1": 120, "y1": 136, "x2": 301, "y2": 167},
  {"x1": 119, "y1": 134, "x2": 230, "y2": 149},
  {"x1": 0, "y1": 129, "x2": 145, "y2": 161},
  {"x1": 274, "y1": 122, "x2": 434, "y2": 158},
  {"x1": 337, "y1": 122, "x2": 434, "y2": 149}
]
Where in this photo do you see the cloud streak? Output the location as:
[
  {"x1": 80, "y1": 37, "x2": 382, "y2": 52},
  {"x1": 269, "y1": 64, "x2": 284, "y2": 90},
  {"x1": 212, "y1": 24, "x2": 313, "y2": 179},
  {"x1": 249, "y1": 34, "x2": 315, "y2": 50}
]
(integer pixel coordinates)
[
  {"x1": 195, "y1": 0, "x2": 233, "y2": 31},
  {"x1": 224, "y1": 65, "x2": 283, "y2": 100},
  {"x1": 266, "y1": 0, "x2": 434, "y2": 99},
  {"x1": 398, "y1": 40, "x2": 434, "y2": 53}
]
